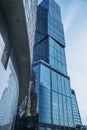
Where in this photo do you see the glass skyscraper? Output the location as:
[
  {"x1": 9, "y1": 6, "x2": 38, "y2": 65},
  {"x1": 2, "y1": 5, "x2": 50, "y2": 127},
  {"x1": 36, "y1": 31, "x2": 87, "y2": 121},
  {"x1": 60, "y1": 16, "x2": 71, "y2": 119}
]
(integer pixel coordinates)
[
  {"x1": 33, "y1": 0, "x2": 82, "y2": 129},
  {"x1": 71, "y1": 90, "x2": 82, "y2": 126}
]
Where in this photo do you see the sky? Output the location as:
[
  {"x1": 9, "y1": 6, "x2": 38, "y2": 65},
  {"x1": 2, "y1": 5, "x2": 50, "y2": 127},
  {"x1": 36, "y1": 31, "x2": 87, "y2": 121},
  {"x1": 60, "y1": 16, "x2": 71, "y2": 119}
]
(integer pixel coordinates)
[{"x1": 39, "y1": 0, "x2": 87, "y2": 125}]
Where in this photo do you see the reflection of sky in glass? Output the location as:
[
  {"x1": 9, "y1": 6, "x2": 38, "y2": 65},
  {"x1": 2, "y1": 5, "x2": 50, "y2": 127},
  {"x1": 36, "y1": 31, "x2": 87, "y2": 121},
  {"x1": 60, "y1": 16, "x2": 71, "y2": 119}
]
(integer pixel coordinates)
[
  {"x1": 0, "y1": 33, "x2": 11, "y2": 100},
  {"x1": 0, "y1": 61, "x2": 11, "y2": 100},
  {"x1": 0, "y1": 59, "x2": 18, "y2": 125},
  {"x1": 0, "y1": 34, "x2": 5, "y2": 54},
  {"x1": 0, "y1": 32, "x2": 19, "y2": 126}
]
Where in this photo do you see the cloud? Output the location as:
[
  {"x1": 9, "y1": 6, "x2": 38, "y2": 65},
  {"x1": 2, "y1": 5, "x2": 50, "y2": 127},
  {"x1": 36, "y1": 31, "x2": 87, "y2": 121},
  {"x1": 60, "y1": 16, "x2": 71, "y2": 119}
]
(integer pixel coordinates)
[
  {"x1": 64, "y1": 0, "x2": 82, "y2": 32},
  {"x1": 65, "y1": 1, "x2": 87, "y2": 124}
]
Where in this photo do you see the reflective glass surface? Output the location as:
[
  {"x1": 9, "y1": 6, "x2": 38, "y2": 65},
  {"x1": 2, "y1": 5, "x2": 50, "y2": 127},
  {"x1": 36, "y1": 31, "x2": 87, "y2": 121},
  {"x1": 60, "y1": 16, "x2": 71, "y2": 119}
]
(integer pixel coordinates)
[
  {"x1": 40, "y1": 0, "x2": 65, "y2": 46},
  {"x1": 23, "y1": 0, "x2": 37, "y2": 62},
  {"x1": 39, "y1": 85, "x2": 51, "y2": 123},
  {"x1": 71, "y1": 90, "x2": 82, "y2": 126},
  {"x1": 34, "y1": 65, "x2": 40, "y2": 113},
  {"x1": 40, "y1": 65, "x2": 51, "y2": 123},
  {"x1": 40, "y1": 65, "x2": 50, "y2": 90},
  {"x1": 33, "y1": 0, "x2": 81, "y2": 128},
  {"x1": 33, "y1": 39, "x2": 49, "y2": 63},
  {"x1": 34, "y1": 63, "x2": 74, "y2": 127},
  {"x1": 0, "y1": 33, "x2": 19, "y2": 129},
  {"x1": 49, "y1": 37, "x2": 67, "y2": 74},
  {"x1": 34, "y1": 64, "x2": 51, "y2": 124},
  {"x1": 0, "y1": 1, "x2": 37, "y2": 130},
  {"x1": 52, "y1": 91, "x2": 59, "y2": 124}
]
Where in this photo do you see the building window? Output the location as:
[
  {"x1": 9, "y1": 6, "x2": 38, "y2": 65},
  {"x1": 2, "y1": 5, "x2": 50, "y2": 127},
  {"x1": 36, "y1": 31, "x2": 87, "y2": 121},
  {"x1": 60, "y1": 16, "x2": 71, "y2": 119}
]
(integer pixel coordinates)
[{"x1": 40, "y1": 64, "x2": 50, "y2": 90}]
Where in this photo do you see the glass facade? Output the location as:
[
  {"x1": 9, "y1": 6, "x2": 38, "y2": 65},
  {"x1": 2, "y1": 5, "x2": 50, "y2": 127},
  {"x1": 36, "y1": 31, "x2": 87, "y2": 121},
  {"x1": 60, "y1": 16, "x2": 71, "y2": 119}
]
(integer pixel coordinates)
[
  {"x1": 49, "y1": 37, "x2": 67, "y2": 74},
  {"x1": 71, "y1": 90, "x2": 82, "y2": 126},
  {"x1": 0, "y1": 6, "x2": 19, "y2": 129},
  {"x1": 0, "y1": 58, "x2": 19, "y2": 129},
  {"x1": 34, "y1": 63, "x2": 74, "y2": 128},
  {"x1": 23, "y1": 0, "x2": 37, "y2": 63},
  {"x1": 0, "y1": 0, "x2": 37, "y2": 130},
  {"x1": 33, "y1": 0, "x2": 82, "y2": 129}
]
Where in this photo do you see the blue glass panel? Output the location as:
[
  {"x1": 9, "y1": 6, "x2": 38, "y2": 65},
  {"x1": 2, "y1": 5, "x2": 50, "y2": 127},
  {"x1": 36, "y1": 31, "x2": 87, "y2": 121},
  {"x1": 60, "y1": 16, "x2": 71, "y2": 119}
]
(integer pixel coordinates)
[
  {"x1": 33, "y1": 38, "x2": 49, "y2": 63},
  {"x1": 63, "y1": 96, "x2": 68, "y2": 126},
  {"x1": 39, "y1": 85, "x2": 51, "y2": 123},
  {"x1": 52, "y1": 91, "x2": 59, "y2": 124},
  {"x1": 59, "y1": 94, "x2": 64, "y2": 125},
  {"x1": 40, "y1": 64, "x2": 50, "y2": 90},
  {"x1": 0, "y1": 26, "x2": 18, "y2": 129},
  {"x1": 57, "y1": 74, "x2": 62, "y2": 93},
  {"x1": 66, "y1": 97, "x2": 74, "y2": 127},
  {"x1": 33, "y1": 65, "x2": 40, "y2": 113},
  {"x1": 52, "y1": 71, "x2": 57, "y2": 91},
  {"x1": 65, "y1": 78, "x2": 71, "y2": 97},
  {"x1": 49, "y1": 37, "x2": 67, "y2": 74},
  {"x1": 61, "y1": 77, "x2": 65, "y2": 95}
]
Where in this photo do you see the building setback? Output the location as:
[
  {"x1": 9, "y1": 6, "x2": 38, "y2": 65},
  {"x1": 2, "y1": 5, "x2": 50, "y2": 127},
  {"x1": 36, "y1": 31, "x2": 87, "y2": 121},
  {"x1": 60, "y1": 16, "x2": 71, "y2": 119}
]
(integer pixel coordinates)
[
  {"x1": 0, "y1": 0, "x2": 37, "y2": 130},
  {"x1": 33, "y1": 0, "x2": 82, "y2": 130},
  {"x1": 71, "y1": 89, "x2": 82, "y2": 126}
]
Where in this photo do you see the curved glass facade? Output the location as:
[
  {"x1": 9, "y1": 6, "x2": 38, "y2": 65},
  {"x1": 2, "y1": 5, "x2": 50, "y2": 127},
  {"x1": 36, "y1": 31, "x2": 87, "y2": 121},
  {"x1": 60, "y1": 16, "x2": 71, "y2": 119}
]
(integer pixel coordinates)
[
  {"x1": 23, "y1": 0, "x2": 37, "y2": 63},
  {"x1": 0, "y1": 58, "x2": 19, "y2": 129},
  {"x1": 0, "y1": 0, "x2": 38, "y2": 129},
  {"x1": 0, "y1": 7, "x2": 19, "y2": 130},
  {"x1": 0, "y1": 0, "x2": 37, "y2": 129}
]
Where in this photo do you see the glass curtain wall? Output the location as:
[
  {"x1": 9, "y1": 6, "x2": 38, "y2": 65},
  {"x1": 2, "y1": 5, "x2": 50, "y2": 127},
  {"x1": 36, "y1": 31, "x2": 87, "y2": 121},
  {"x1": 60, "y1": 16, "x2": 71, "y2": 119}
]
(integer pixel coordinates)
[
  {"x1": 0, "y1": 6, "x2": 19, "y2": 130},
  {"x1": 33, "y1": 0, "x2": 82, "y2": 129}
]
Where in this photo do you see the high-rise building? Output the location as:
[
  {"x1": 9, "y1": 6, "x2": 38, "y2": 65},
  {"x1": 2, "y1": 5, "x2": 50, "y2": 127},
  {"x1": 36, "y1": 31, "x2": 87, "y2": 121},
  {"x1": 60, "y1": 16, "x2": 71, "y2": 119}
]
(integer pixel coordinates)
[
  {"x1": 0, "y1": 0, "x2": 37, "y2": 130},
  {"x1": 33, "y1": 0, "x2": 82, "y2": 129},
  {"x1": 71, "y1": 89, "x2": 82, "y2": 126}
]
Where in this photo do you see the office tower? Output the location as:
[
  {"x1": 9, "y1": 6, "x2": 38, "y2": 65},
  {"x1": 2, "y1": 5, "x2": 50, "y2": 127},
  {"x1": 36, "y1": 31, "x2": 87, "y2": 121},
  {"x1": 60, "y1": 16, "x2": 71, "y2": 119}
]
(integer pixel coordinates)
[
  {"x1": 71, "y1": 89, "x2": 82, "y2": 126},
  {"x1": 33, "y1": 0, "x2": 82, "y2": 129},
  {"x1": 0, "y1": 0, "x2": 37, "y2": 130}
]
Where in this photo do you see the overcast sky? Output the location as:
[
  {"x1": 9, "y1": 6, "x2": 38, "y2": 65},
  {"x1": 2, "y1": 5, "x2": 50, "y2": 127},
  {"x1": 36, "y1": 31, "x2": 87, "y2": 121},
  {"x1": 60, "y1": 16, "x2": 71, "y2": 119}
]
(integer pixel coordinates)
[{"x1": 39, "y1": 0, "x2": 87, "y2": 125}]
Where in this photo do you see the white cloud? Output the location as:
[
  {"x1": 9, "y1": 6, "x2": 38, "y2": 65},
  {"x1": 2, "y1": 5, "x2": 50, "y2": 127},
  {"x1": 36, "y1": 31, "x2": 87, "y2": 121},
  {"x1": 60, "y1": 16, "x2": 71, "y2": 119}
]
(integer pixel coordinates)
[{"x1": 64, "y1": 0, "x2": 82, "y2": 32}]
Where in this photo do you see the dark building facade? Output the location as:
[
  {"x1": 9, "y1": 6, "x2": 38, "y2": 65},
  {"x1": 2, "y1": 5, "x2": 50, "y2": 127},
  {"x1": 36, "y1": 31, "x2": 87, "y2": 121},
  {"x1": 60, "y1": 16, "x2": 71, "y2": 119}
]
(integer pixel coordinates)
[
  {"x1": 33, "y1": 0, "x2": 82, "y2": 129},
  {"x1": 0, "y1": 0, "x2": 37, "y2": 130}
]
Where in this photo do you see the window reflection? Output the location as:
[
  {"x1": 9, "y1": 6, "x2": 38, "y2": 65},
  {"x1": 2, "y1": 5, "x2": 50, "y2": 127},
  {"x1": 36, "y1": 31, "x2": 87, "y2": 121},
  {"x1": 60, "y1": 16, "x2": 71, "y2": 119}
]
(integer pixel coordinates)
[
  {"x1": 0, "y1": 34, "x2": 5, "y2": 60},
  {"x1": 40, "y1": 65, "x2": 50, "y2": 90},
  {"x1": 0, "y1": 34, "x2": 19, "y2": 129}
]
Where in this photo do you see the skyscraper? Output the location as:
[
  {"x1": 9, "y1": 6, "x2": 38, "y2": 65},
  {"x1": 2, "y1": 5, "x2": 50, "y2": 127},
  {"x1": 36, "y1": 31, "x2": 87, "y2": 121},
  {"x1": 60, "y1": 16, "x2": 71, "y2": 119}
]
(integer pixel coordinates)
[
  {"x1": 0, "y1": 0, "x2": 37, "y2": 130},
  {"x1": 71, "y1": 89, "x2": 82, "y2": 126},
  {"x1": 33, "y1": 0, "x2": 82, "y2": 129}
]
